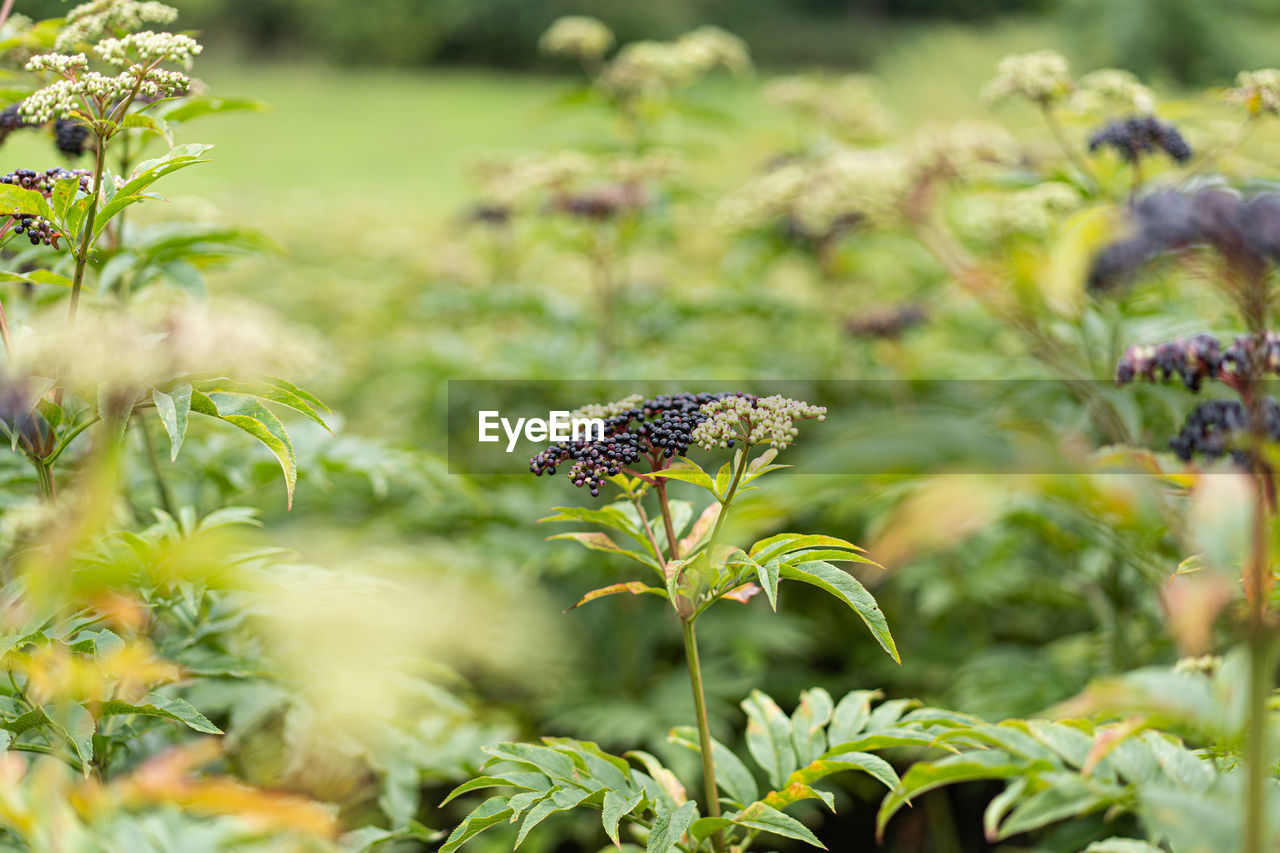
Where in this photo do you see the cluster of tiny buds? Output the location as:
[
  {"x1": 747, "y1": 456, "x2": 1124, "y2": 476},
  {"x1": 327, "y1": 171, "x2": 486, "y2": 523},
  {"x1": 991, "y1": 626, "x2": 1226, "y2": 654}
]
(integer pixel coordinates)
[
  {"x1": 1168, "y1": 397, "x2": 1280, "y2": 465},
  {"x1": 691, "y1": 395, "x2": 826, "y2": 451},
  {"x1": 846, "y1": 303, "x2": 928, "y2": 340},
  {"x1": 1173, "y1": 654, "x2": 1222, "y2": 676},
  {"x1": 1088, "y1": 115, "x2": 1192, "y2": 164},
  {"x1": 26, "y1": 53, "x2": 89, "y2": 74},
  {"x1": 1115, "y1": 332, "x2": 1280, "y2": 391},
  {"x1": 56, "y1": 1, "x2": 178, "y2": 52},
  {"x1": 95, "y1": 31, "x2": 202, "y2": 67},
  {"x1": 528, "y1": 392, "x2": 747, "y2": 496}
]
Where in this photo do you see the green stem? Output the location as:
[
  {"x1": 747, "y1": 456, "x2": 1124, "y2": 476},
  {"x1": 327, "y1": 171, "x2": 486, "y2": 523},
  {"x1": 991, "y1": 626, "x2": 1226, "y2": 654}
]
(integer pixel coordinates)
[
  {"x1": 137, "y1": 414, "x2": 175, "y2": 515},
  {"x1": 68, "y1": 135, "x2": 109, "y2": 326},
  {"x1": 681, "y1": 618, "x2": 724, "y2": 853},
  {"x1": 707, "y1": 448, "x2": 748, "y2": 550},
  {"x1": 1245, "y1": 628, "x2": 1272, "y2": 853},
  {"x1": 656, "y1": 478, "x2": 680, "y2": 561},
  {"x1": 1039, "y1": 101, "x2": 1098, "y2": 188}
]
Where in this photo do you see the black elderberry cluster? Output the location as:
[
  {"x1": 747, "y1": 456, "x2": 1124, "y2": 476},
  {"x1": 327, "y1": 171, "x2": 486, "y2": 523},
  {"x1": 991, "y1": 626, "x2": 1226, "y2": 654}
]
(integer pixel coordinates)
[
  {"x1": 1088, "y1": 115, "x2": 1192, "y2": 165},
  {"x1": 0, "y1": 167, "x2": 92, "y2": 195},
  {"x1": 551, "y1": 184, "x2": 649, "y2": 221},
  {"x1": 1116, "y1": 332, "x2": 1280, "y2": 391},
  {"x1": 0, "y1": 104, "x2": 33, "y2": 144},
  {"x1": 847, "y1": 303, "x2": 927, "y2": 340},
  {"x1": 467, "y1": 203, "x2": 512, "y2": 227},
  {"x1": 8, "y1": 215, "x2": 60, "y2": 247},
  {"x1": 529, "y1": 392, "x2": 749, "y2": 496},
  {"x1": 1169, "y1": 398, "x2": 1280, "y2": 465},
  {"x1": 53, "y1": 119, "x2": 90, "y2": 158},
  {"x1": 1090, "y1": 189, "x2": 1280, "y2": 289}
]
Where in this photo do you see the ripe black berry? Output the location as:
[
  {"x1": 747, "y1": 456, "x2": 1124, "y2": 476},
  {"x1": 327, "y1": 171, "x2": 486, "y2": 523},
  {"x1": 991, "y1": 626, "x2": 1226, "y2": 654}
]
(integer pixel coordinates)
[
  {"x1": 1088, "y1": 115, "x2": 1192, "y2": 165},
  {"x1": 53, "y1": 119, "x2": 90, "y2": 158},
  {"x1": 528, "y1": 392, "x2": 750, "y2": 496}
]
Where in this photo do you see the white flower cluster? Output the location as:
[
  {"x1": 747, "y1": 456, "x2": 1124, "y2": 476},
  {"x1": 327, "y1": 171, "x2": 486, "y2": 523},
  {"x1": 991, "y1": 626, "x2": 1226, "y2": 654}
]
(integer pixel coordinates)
[
  {"x1": 19, "y1": 64, "x2": 190, "y2": 123},
  {"x1": 470, "y1": 149, "x2": 680, "y2": 208},
  {"x1": 1227, "y1": 69, "x2": 1280, "y2": 116},
  {"x1": 571, "y1": 395, "x2": 643, "y2": 420},
  {"x1": 26, "y1": 53, "x2": 89, "y2": 74},
  {"x1": 692, "y1": 395, "x2": 826, "y2": 451},
  {"x1": 56, "y1": 0, "x2": 178, "y2": 51},
  {"x1": 980, "y1": 50, "x2": 1073, "y2": 106},
  {"x1": 909, "y1": 120, "x2": 1019, "y2": 182},
  {"x1": 717, "y1": 148, "x2": 911, "y2": 236},
  {"x1": 95, "y1": 30, "x2": 202, "y2": 68},
  {"x1": 1070, "y1": 69, "x2": 1155, "y2": 116},
  {"x1": 539, "y1": 16, "x2": 614, "y2": 61},
  {"x1": 765, "y1": 73, "x2": 893, "y2": 143},
  {"x1": 599, "y1": 26, "x2": 750, "y2": 99},
  {"x1": 956, "y1": 182, "x2": 1081, "y2": 240},
  {"x1": 0, "y1": 14, "x2": 33, "y2": 39}
]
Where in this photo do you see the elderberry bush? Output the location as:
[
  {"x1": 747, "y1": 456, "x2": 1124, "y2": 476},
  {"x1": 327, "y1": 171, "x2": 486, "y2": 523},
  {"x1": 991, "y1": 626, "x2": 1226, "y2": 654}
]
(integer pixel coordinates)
[
  {"x1": 528, "y1": 392, "x2": 745, "y2": 495},
  {"x1": 53, "y1": 117, "x2": 90, "y2": 157},
  {"x1": 1115, "y1": 332, "x2": 1280, "y2": 390},
  {"x1": 1088, "y1": 115, "x2": 1192, "y2": 164},
  {"x1": 1168, "y1": 398, "x2": 1280, "y2": 464},
  {"x1": 1090, "y1": 188, "x2": 1280, "y2": 289}
]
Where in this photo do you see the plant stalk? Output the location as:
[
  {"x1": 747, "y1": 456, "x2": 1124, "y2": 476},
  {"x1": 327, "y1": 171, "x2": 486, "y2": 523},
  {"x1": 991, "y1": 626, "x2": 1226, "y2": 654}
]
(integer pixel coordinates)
[
  {"x1": 681, "y1": 618, "x2": 724, "y2": 853},
  {"x1": 68, "y1": 135, "x2": 109, "y2": 326},
  {"x1": 656, "y1": 478, "x2": 680, "y2": 561}
]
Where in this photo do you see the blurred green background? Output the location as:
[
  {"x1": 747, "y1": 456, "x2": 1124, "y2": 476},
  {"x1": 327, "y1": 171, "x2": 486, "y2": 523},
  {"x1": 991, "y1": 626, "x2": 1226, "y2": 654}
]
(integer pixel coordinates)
[{"x1": 4, "y1": 0, "x2": 1262, "y2": 848}]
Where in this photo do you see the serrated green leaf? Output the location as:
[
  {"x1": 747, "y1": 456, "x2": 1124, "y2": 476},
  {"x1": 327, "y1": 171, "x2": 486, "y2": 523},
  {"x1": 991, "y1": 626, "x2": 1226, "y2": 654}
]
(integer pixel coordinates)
[
  {"x1": 440, "y1": 775, "x2": 543, "y2": 807},
  {"x1": 793, "y1": 751, "x2": 899, "y2": 792},
  {"x1": 602, "y1": 789, "x2": 643, "y2": 848},
  {"x1": 1083, "y1": 838, "x2": 1165, "y2": 853},
  {"x1": 828, "y1": 689, "x2": 880, "y2": 745},
  {"x1": 514, "y1": 786, "x2": 591, "y2": 849},
  {"x1": 191, "y1": 390, "x2": 296, "y2": 508},
  {"x1": 97, "y1": 692, "x2": 221, "y2": 734},
  {"x1": 668, "y1": 726, "x2": 758, "y2": 806},
  {"x1": 877, "y1": 752, "x2": 1040, "y2": 839},
  {"x1": 732, "y1": 802, "x2": 825, "y2": 849},
  {"x1": 646, "y1": 800, "x2": 697, "y2": 853},
  {"x1": 549, "y1": 533, "x2": 660, "y2": 572},
  {"x1": 650, "y1": 461, "x2": 716, "y2": 493},
  {"x1": 152, "y1": 384, "x2": 192, "y2": 461},
  {"x1": 0, "y1": 184, "x2": 54, "y2": 220},
  {"x1": 438, "y1": 797, "x2": 513, "y2": 853},
  {"x1": 996, "y1": 774, "x2": 1113, "y2": 840},
  {"x1": 743, "y1": 690, "x2": 797, "y2": 790},
  {"x1": 779, "y1": 561, "x2": 899, "y2": 663},
  {"x1": 791, "y1": 688, "x2": 834, "y2": 765}
]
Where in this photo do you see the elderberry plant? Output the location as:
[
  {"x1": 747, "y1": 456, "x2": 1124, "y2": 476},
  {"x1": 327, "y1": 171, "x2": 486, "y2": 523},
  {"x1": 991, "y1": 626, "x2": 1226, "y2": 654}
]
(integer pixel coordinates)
[{"x1": 443, "y1": 392, "x2": 906, "y2": 852}]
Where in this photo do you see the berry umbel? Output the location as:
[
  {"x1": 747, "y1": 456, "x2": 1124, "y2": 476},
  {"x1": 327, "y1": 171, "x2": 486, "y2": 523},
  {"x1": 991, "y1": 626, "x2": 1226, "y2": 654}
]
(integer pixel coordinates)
[
  {"x1": 1087, "y1": 115, "x2": 1192, "y2": 164},
  {"x1": 528, "y1": 392, "x2": 825, "y2": 496}
]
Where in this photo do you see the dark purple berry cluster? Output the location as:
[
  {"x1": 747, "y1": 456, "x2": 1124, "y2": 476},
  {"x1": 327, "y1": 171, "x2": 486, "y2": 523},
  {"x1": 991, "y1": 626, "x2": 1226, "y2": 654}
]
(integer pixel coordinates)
[
  {"x1": 1088, "y1": 115, "x2": 1192, "y2": 164},
  {"x1": 467, "y1": 203, "x2": 512, "y2": 227},
  {"x1": 551, "y1": 184, "x2": 649, "y2": 221},
  {"x1": 9, "y1": 214, "x2": 60, "y2": 247},
  {"x1": 847, "y1": 303, "x2": 927, "y2": 340},
  {"x1": 1090, "y1": 189, "x2": 1280, "y2": 289},
  {"x1": 529, "y1": 392, "x2": 750, "y2": 496},
  {"x1": 0, "y1": 167, "x2": 92, "y2": 195},
  {"x1": 1116, "y1": 332, "x2": 1280, "y2": 390},
  {"x1": 0, "y1": 103, "x2": 34, "y2": 143},
  {"x1": 53, "y1": 119, "x2": 90, "y2": 158},
  {"x1": 1168, "y1": 398, "x2": 1280, "y2": 465},
  {"x1": 1115, "y1": 333, "x2": 1222, "y2": 390}
]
